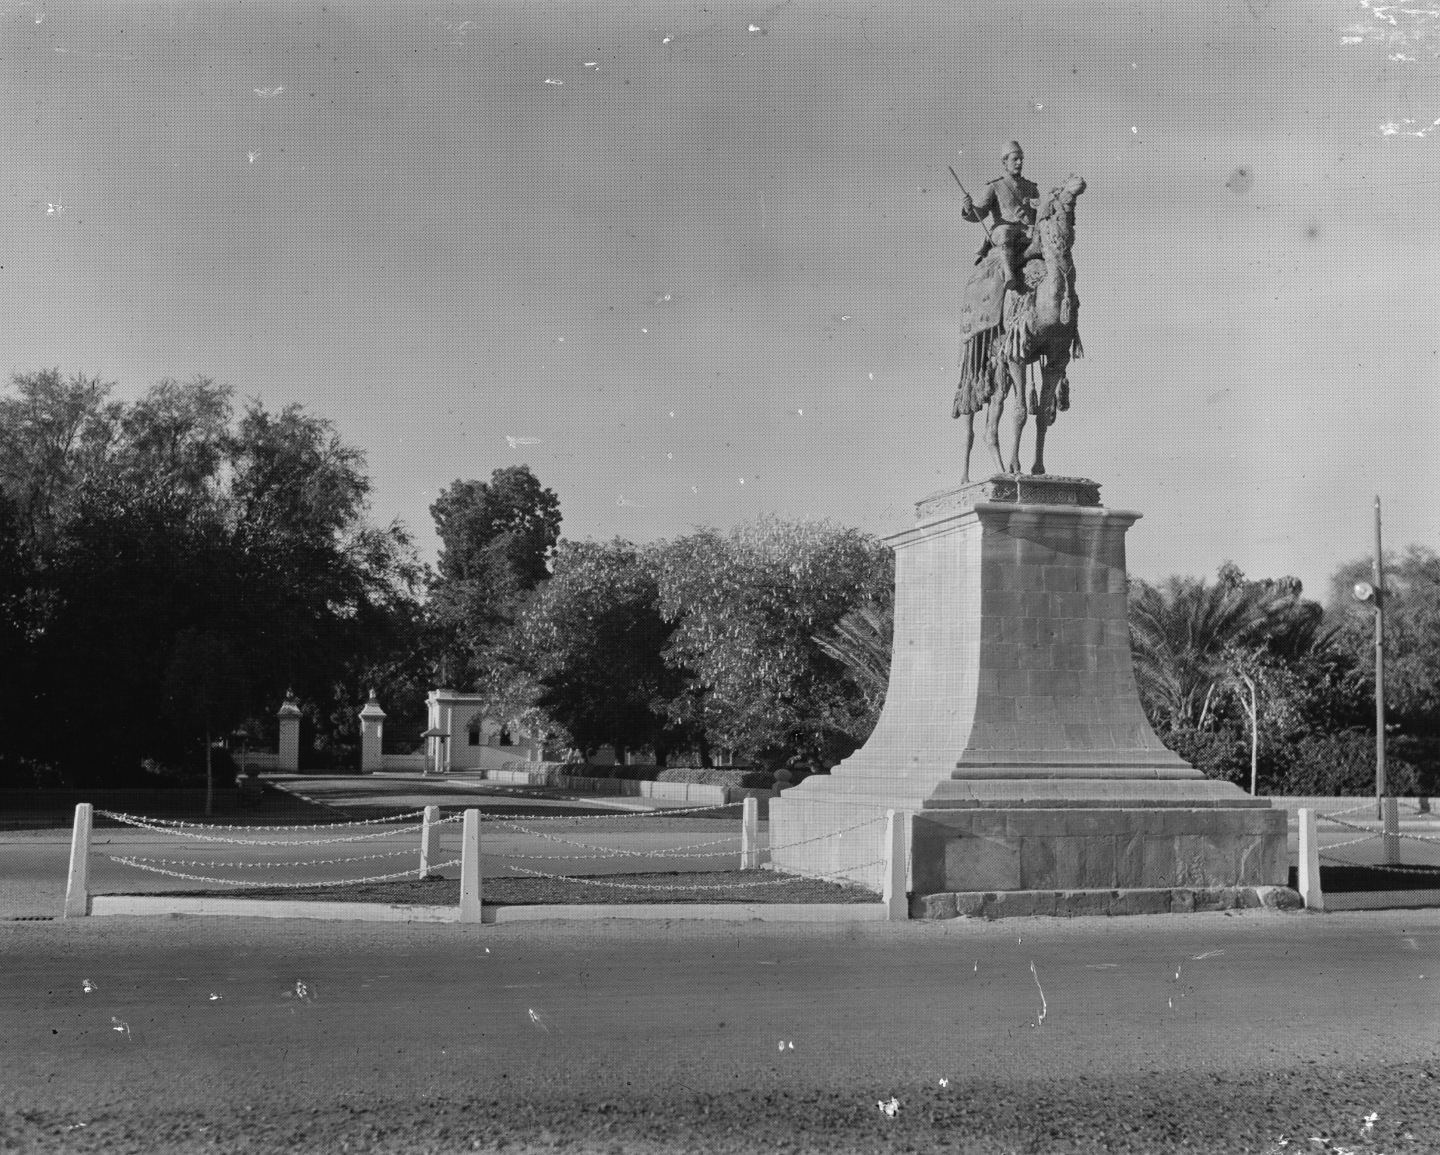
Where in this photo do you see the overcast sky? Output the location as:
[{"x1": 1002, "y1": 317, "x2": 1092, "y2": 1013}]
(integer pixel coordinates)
[{"x1": 5, "y1": 0, "x2": 1437, "y2": 602}]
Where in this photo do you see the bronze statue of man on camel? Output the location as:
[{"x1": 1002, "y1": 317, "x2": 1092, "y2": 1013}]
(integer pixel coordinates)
[{"x1": 951, "y1": 141, "x2": 1087, "y2": 481}]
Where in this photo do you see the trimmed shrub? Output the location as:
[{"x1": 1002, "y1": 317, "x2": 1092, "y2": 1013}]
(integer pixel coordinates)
[
  {"x1": 1277, "y1": 730, "x2": 1421, "y2": 796},
  {"x1": 1161, "y1": 727, "x2": 1248, "y2": 785}
]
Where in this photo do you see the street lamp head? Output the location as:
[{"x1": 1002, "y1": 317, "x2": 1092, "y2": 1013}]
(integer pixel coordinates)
[{"x1": 1352, "y1": 580, "x2": 1376, "y2": 604}]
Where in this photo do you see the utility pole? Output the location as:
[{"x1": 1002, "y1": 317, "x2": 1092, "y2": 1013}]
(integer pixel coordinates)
[
  {"x1": 1352, "y1": 497, "x2": 1386, "y2": 820},
  {"x1": 1373, "y1": 496, "x2": 1387, "y2": 814}
]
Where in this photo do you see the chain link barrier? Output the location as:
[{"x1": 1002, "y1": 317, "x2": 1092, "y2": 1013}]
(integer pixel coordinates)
[
  {"x1": 1316, "y1": 811, "x2": 1440, "y2": 845},
  {"x1": 94, "y1": 797, "x2": 893, "y2": 899},
  {"x1": 96, "y1": 809, "x2": 461, "y2": 846},
  {"x1": 1313, "y1": 809, "x2": 1440, "y2": 876},
  {"x1": 106, "y1": 857, "x2": 462, "y2": 889},
  {"x1": 108, "y1": 848, "x2": 422, "y2": 870},
  {"x1": 93, "y1": 809, "x2": 428, "y2": 832},
  {"x1": 476, "y1": 800, "x2": 745, "y2": 822}
]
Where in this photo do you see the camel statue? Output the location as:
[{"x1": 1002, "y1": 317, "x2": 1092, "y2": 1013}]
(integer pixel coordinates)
[{"x1": 955, "y1": 174, "x2": 1087, "y2": 478}]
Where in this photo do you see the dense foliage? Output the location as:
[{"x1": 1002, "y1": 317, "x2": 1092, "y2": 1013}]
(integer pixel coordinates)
[
  {"x1": 513, "y1": 539, "x2": 693, "y2": 762},
  {"x1": 426, "y1": 466, "x2": 561, "y2": 693},
  {"x1": 0, "y1": 370, "x2": 423, "y2": 786},
  {"x1": 650, "y1": 517, "x2": 894, "y2": 770},
  {"x1": 6, "y1": 367, "x2": 1433, "y2": 798}
]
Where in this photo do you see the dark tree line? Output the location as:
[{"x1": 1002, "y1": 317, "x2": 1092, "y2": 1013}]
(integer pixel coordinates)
[
  {"x1": 8, "y1": 368, "x2": 1431, "y2": 796},
  {"x1": 0, "y1": 370, "x2": 424, "y2": 787}
]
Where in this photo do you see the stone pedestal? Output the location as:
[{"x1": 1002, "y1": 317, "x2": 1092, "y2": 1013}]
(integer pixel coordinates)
[{"x1": 770, "y1": 476, "x2": 1286, "y2": 899}]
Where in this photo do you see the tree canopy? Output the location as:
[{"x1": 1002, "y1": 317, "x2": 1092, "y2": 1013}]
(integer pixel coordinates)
[
  {"x1": 515, "y1": 539, "x2": 692, "y2": 762},
  {"x1": 650, "y1": 517, "x2": 894, "y2": 769},
  {"x1": 427, "y1": 466, "x2": 561, "y2": 688},
  {"x1": 0, "y1": 369, "x2": 422, "y2": 785}
]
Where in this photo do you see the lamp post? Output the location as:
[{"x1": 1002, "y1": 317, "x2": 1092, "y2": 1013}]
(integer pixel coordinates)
[{"x1": 1351, "y1": 495, "x2": 1385, "y2": 819}]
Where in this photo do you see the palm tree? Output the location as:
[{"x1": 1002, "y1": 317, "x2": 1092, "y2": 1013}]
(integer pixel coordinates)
[
  {"x1": 813, "y1": 600, "x2": 892, "y2": 715},
  {"x1": 1127, "y1": 569, "x2": 1321, "y2": 734}
]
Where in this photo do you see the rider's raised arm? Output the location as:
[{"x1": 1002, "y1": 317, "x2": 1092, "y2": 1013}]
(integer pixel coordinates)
[{"x1": 960, "y1": 181, "x2": 997, "y2": 224}]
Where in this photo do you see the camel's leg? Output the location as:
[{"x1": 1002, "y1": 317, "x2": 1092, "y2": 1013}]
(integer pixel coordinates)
[
  {"x1": 985, "y1": 390, "x2": 1006, "y2": 476},
  {"x1": 1003, "y1": 359, "x2": 1028, "y2": 473},
  {"x1": 1031, "y1": 361, "x2": 1065, "y2": 475}
]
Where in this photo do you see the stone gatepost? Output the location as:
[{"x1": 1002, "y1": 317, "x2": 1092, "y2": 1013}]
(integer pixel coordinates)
[
  {"x1": 277, "y1": 690, "x2": 303, "y2": 773},
  {"x1": 358, "y1": 690, "x2": 386, "y2": 774}
]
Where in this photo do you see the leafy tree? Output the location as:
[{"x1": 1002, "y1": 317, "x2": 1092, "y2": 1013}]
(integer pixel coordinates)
[
  {"x1": 516, "y1": 539, "x2": 692, "y2": 762},
  {"x1": 428, "y1": 466, "x2": 561, "y2": 687},
  {"x1": 1326, "y1": 547, "x2": 1440, "y2": 733},
  {"x1": 0, "y1": 370, "x2": 423, "y2": 785},
  {"x1": 0, "y1": 369, "x2": 118, "y2": 550},
  {"x1": 1321, "y1": 546, "x2": 1440, "y2": 794},
  {"x1": 162, "y1": 630, "x2": 252, "y2": 813},
  {"x1": 651, "y1": 517, "x2": 893, "y2": 770}
]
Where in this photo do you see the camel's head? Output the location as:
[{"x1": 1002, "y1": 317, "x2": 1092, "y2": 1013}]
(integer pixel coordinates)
[{"x1": 1045, "y1": 175, "x2": 1087, "y2": 213}]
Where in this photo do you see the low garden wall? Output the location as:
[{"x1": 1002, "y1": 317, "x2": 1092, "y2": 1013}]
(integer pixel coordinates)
[{"x1": 484, "y1": 761, "x2": 787, "y2": 810}]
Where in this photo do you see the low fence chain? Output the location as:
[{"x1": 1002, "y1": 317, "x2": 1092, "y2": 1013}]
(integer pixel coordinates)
[
  {"x1": 92, "y1": 809, "x2": 428, "y2": 832},
  {"x1": 110, "y1": 848, "x2": 422, "y2": 870},
  {"x1": 1316, "y1": 812, "x2": 1440, "y2": 844},
  {"x1": 1309, "y1": 802, "x2": 1383, "y2": 820},
  {"x1": 1312, "y1": 831, "x2": 1383, "y2": 853},
  {"x1": 95, "y1": 809, "x2": 461, "y2": 846},
  {"x1": 489, "y1": 848, "x2": 742, "y2": 861},
  {"x1": 486, "y1": 821, "x2": 739, "y2": 857},
  {"x1": 105, "y1": 857, "x2": 463, "y2": 888},
  {"x1": 501, "y1": 858, "x2": 888, "y2": 892},
  {"x1": 764, "y1": 815, "x2": 888, "y2": 855}
]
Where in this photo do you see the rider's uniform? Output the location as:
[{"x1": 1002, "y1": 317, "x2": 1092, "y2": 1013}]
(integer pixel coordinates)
[{"x1": 961, "y1": 173, "x2": 1040, "y2": 264}]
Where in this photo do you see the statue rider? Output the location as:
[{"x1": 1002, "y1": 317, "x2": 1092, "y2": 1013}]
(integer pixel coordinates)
[{"x1": 959, "y1": 141, "x2": 1043, "y2": 267}]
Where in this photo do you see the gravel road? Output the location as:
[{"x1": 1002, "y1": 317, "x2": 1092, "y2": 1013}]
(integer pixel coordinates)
[{"x1": 3, "y1": 909, "x2": 1437, "y2": 1153}]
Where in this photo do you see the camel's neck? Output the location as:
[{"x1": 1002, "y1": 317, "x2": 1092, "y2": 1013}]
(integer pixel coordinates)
[{"x1": 1039, "y1": 202, "x2": 1076, "y2": 311}]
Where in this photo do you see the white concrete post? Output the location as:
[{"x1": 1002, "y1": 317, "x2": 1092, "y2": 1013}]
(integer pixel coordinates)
[
  {"x1": 419, "y1": 805, "x2": 441, "y2": 880},
  {"x1": 458, "y1": 808, "x2": 482, "y2": 922},
  {"x1": 1297, "y1": 808, "x2": 1323, "y2": 912},
  {"x1": 63, "y1": 803, "x2": 93, "y2": 919},
  {"x1": 881, "y1": 808, "x2": 908, "y2": 921},
  {"x1": 1382, "y1": 796, "x2": 1400, "y2": 865},
  {"x1": 741, "y1": 796, "x2": 759, "y2": 869}
]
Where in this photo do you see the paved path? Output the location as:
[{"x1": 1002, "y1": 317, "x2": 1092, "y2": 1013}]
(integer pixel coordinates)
[{"x1": 2, "y1": 910, "x2": 1436, "y2": 1153}]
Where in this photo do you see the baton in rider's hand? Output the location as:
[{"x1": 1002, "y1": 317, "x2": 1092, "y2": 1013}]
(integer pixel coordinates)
[{"x1": 948, "y1": 165, "x2": 991, "y2": 240}]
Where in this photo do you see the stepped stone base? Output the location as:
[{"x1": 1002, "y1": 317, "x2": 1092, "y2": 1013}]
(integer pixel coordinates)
[
  {"x1": 769, "y1": 476, "x2": 1286, "y2": 900},
  {"x1": 767, "y1": 798, "x2": 1288, "y2": 897},
  {"x1": 910, "y1": 805, "x2": 1286, "y2": 893},
  {"x1": 911, "y1": 885, "x2": 1304, "y2": 920}
]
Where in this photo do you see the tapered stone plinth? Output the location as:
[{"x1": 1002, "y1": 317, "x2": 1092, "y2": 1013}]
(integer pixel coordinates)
[{"x1": 770, "y1": 477, "x2": 1286, "y2": 899}]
